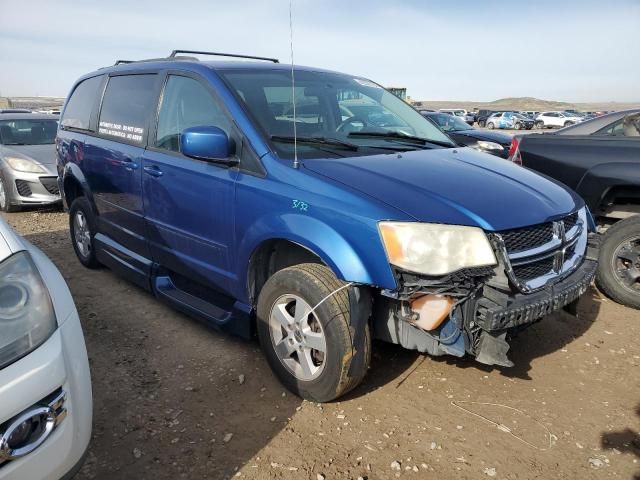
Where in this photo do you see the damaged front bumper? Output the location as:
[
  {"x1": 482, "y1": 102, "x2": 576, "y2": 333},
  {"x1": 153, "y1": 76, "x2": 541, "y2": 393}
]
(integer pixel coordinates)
[{"x1": 373, "y1": 233, "x2": 599, "y2": 368}]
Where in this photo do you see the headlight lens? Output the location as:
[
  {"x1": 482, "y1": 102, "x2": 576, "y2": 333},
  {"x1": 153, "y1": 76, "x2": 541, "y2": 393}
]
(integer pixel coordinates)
[
  {"x1": 378, "y1": 222, "x2": 497, "y2": 275},
  {"x1": 476, "y1": 141, "x2": 504, "y2": 151},
  {"x1": 0, "y1": 252, "x2": 56, "y2": 370},
  {"x1": 4, "y1": 156, "x2": 47, "y2": 173}
]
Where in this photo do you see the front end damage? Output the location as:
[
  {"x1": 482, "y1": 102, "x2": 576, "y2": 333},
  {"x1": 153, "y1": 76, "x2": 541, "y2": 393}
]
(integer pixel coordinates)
[{"x1": 373, "y1": 213, "x2": 600, "y2": 368}]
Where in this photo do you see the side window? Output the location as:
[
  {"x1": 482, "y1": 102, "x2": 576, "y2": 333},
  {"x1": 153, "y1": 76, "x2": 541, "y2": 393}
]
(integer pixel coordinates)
[
  {"x1": 61, "y1": 75, "x2": 103, "y2": 131},
  {"x1": 156, "y1": 75, "x2": 232, "y2": 153},
  {"x1": 98, "y1": 74, "x2": 157, "y2": 145}
]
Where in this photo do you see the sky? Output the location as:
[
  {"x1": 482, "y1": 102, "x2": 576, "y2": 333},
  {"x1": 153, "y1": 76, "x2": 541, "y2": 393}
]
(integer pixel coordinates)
[{"x1": 1, "y1": 0, "x2": 639, "y2": 102}]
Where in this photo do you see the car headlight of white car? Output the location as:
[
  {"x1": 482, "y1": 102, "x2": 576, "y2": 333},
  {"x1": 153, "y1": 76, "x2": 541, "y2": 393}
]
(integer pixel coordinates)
[
  {"x1": 4, "y1": 156, "x2": 47, "y2": 174},
  {"x1": 476, "y1": 140, "x2": 504, "y2": 151},
  {"x1": 379, "y1": 222, "x2": 497, "y2": 275},
  {"x1": 0, "y1": 251, "x2": 57, "y2": 369}
]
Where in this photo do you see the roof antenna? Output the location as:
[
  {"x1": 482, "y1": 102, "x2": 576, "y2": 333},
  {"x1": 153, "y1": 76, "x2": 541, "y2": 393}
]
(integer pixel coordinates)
[{"x1": 289, "y1": 0, "x2": 299, "y2": 169}]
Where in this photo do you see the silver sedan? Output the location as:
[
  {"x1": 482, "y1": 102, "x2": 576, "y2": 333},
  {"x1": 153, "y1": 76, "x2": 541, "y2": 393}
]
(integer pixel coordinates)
[{"x1": 0, "y1": 114, "x2": 61, "y2": 212}]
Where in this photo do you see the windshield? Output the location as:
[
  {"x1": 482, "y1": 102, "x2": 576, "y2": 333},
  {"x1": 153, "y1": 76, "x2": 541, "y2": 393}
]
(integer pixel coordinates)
[
  {"x1": 427, "y1": 113, "x2": 472, "y2": 132},
  {"x1": 0, "y1": 119, "x2": 58, "y2": 145},
  {"x1": 220, "y1": 69, "x2": 454, "y2": 159}
]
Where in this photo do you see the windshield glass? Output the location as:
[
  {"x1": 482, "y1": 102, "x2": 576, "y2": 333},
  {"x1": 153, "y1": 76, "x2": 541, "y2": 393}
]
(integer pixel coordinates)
[
  {"x1": 220, "y1": 69, "x2": 454, "y2": 159},
  {"x1": 0, "y1": 119, "x2": 58, "y2": 145},
  {"x1": 427, "y1": 113, "x2": 472, "y2": 132}
]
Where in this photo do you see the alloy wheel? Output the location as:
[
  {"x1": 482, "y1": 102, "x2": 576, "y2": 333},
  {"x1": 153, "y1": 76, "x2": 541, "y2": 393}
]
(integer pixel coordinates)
[
  {"x1": 73, "y1": 211, "x2": 91, "y2": 258},
  {"x1": 612, "y1": 236, "x2": 640, "y2": 295},
  {"x1": 269, "y1": 294, "x2": 327, "y2": 381},
  {"x1": 0, "y1": 179, "x2": 5, "y2": 210}
]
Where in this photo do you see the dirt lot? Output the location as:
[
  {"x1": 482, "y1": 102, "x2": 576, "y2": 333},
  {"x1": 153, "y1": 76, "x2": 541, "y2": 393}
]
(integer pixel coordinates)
[{"x1": 2, "y1": 209, "x2": 639, "y2": 480}]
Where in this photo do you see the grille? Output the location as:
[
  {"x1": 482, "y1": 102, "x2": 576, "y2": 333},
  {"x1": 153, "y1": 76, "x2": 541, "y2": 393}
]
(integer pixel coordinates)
[
  {"x1": 15, "y1": 180, "x2": 32, "y2": 197},
  {"x1": 563, "y1": 212, "x2": 579, "y2": 230},
  {"x1": 513, "y1": 258, "x2": 554, "y2": 280},
  {"x1": 40, "y1": 177, "x2": 60, "y2": 195},
  {"x1": 500, "y1": 223, "x2": 553, "y2": 253}
]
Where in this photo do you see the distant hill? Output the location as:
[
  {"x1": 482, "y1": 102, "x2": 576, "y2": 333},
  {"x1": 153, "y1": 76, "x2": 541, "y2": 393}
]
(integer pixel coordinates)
[{"x1": 412, "y1": 97, "x2": 640, "y2": 112}]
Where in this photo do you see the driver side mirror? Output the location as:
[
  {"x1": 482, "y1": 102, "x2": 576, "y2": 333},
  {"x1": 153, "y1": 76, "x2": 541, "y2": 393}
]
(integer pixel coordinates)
[{"x1": 180, "y1": 126, "x2": 237, "y2": 165}]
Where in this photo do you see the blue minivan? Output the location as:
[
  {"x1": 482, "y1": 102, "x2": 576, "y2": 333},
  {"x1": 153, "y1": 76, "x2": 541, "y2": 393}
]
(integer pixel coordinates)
[{"x1": 57, "y1": 50, "x2": 598, "y2": 401}]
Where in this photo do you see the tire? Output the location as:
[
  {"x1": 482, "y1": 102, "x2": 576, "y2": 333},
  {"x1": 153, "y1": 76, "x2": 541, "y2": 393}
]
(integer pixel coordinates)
[
  {"x1": 256, "y1": 263, "x2": 371, "y2": 402},
  {"x1": 514, "y1": 122, "x2": 521, "y2": 130},
  {"x1": 478, "y1": 120, "x2": 486, "y2": 128},
  {"x1": 535, "y1": 121, "x2": 544, "y2": 129},
  {"x1": 564, "y1": 121, "x2": 574, "y2": 127},
  {"x1": 69, "y1": 197, "x2": 101, "y2": 269},
  {"x1": 0, "y1": 173, "x2": 21, "y2": 213},
  {"x1": 486, "y1": 122, "x2": 495, "y2": 130},
  {"x1": 596, "y1": 216, "x2": 640, "y2": 309}
]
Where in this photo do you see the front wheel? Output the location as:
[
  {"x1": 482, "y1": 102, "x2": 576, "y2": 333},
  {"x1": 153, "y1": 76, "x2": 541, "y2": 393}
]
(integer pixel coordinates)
[
  {"x1": 564, "y1": 121, "x2": 574, "y2": 127},
  {"x1": 596, "y1": 217, "x2": 640, "y2": 309},
  {"x1": 486, "y1": 122, "x2": 495, "y2": 130},
  {"x1": 514, "y1": 122, "x2": 522, "y2": 130},
  {"x1": 535, "y1": 121, "x2": 544, "y2": 129},
  {"x1": 257, "y1": 263, "x2": 371, "y2": 402},
  {"x1": 0, "y1": 173, "x2": 20, "y2": 213}
]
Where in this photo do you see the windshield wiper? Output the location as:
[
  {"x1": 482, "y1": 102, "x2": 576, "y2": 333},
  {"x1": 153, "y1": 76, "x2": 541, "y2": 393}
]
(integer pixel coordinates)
[
  {"x1": 347, "y1": 131, "x2": 454, "y2": 148},
  {"x1": 271, "y1": 135, "x2": 359, "y2": 151}
]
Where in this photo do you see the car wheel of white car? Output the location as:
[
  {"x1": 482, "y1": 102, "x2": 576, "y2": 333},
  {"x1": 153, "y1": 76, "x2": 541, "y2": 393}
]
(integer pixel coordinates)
[
  {"x1": 0, "y1": 173, "x2": 20, "y2": 213},
  {"x1": 535, "y1": 121, "x2": 544, "y2": 129},
  {"x1": 486, "y1": 122, "x2": 494, "y2": 130},
  {"x1": 564, "y1": 121, "x2": 574, "y2": 127},
  {"x1": 69, "y1": 197, "x2": 101, "y2": 269},
  {"x1": 514, "y1": 122, "x2": 521, "y2": 130}
]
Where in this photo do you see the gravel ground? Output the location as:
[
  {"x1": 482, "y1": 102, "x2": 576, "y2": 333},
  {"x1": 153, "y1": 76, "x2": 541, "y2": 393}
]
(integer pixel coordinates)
[{"x1": 2, "y1": 209, "x2": 639, "y2": 480}]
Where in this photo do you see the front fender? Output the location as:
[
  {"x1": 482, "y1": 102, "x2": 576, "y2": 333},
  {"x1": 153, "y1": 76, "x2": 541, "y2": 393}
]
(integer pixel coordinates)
[{"x1": 235, "y1": 213, "x2": 397, "y2": 302}]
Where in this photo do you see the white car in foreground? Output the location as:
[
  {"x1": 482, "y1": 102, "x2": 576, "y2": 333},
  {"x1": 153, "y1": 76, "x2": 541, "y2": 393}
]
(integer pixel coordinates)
[{"x1": 0, "y1": 218, "x2": 91, "y2": 479}]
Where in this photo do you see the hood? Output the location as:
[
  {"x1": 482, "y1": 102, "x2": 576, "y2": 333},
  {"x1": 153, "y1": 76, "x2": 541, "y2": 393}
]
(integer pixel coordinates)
[
  {"x1": 1, "y1": 144, "x2": 56, "y2": 165},
  {"x1": 303, "y1": 147, "x2": 582, "y2": 231},
  {"x1": 448, "y1": 129, "x2": 512, "y2": 146}
]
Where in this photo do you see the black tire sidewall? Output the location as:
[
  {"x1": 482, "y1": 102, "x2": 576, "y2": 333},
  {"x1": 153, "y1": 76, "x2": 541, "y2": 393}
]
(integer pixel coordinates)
[
  {"x1": 596, "y1": 217, "x2": 640, "y2": 309},
  {"x1": 256, "y1": 266, "x2": 358, "y2": 402},
  {"x1": 69, "y1": 197, "x2": 101, "y2": 269}
]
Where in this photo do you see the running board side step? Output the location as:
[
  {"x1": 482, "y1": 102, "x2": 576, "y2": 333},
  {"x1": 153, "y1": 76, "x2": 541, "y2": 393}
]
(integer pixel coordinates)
[{"x1": 152, "y1": 276, "x2": 253, "y2": 338}]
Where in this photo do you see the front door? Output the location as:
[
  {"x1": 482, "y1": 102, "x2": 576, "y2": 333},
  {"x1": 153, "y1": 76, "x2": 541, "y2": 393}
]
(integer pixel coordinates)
[{"x1": 142, "y1": 73, "x2": 238, "y2": 294}]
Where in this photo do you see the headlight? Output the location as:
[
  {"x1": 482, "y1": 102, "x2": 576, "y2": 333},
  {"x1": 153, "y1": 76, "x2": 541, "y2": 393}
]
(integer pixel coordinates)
[
  {"x1": 4, "y1": 156, "x2": 47, "y2": 173},
  {"x1": 378, "y1": 222, "x2": 497, "y2": 275},
  {"x1": 0, "y1": 252, "x2": 56, "y2": 369},
  {"x1": 476, "y1": 141, "x2": 504, "y2": 151}
]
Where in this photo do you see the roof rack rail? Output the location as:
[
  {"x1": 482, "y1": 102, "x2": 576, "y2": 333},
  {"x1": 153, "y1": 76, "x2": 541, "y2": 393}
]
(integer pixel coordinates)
[
  {"x1": 169, "y1": 50, "x2": 279, "y2": 63},
  {"x1": 114, "y1": 60, "x2": 133, "y2": 65}
]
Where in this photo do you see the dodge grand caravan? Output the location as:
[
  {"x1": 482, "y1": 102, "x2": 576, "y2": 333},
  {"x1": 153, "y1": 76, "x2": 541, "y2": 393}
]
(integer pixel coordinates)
[{"x1": 56, "y1": 50, "x2": 599, "y2": 402}]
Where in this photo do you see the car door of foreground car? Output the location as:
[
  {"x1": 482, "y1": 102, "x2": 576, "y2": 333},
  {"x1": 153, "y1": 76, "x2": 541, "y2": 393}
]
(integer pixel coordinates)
[{"x1": 141, "y1": 72, "x2": 238, "y2": 294}]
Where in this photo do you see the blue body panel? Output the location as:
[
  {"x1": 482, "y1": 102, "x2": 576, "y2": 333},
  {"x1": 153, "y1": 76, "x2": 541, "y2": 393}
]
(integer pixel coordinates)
[{"x1": 57, "y1": 60, "x2": 586, "y2": 334}]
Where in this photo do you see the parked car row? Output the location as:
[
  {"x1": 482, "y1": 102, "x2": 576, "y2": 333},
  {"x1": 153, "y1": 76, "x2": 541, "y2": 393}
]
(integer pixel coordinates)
[{"x1": 508, "y1": 109, "x2": 640, "y2": 309}]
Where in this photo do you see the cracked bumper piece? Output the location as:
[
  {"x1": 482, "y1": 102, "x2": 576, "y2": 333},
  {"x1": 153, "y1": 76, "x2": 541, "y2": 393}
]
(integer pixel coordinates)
[{"x1": 476, "y1": 258, "x2": 597, "y2": 332}]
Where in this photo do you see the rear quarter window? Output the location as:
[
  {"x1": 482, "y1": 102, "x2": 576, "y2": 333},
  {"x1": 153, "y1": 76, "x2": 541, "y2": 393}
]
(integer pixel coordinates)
[
  {"x1": 98, "y1": 74, "x2": 158, "y2": 145},
  {"x1": 61, "y1": 75, "x2": 104, "y2": 131}
]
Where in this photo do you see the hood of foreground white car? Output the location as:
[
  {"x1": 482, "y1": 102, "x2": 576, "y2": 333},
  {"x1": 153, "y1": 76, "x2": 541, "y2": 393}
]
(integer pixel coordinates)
[{"x1": 0, "y1": 217, "x2": 25, "y2": 261}]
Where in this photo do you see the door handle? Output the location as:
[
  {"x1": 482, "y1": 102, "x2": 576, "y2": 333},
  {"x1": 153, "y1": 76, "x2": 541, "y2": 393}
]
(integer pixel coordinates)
[
  {"x1": 123, "y1": 159, "x2": 139, "y2": 171},
  {"x1": 143, "y1": 165, "x2": 163, "y2": 178}
]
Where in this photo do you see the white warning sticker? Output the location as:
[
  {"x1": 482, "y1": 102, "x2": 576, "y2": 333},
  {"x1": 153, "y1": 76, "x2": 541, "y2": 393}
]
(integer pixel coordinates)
[{"x1": 99, "y1": 121, "x2": 144, "y2": 143}]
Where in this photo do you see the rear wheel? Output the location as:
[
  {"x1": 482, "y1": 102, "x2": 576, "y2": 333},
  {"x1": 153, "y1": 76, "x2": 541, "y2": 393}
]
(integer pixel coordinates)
[
  {"x1": 478, "y1": 120, "x2": 486, "y2": 128},
  {"x1": 564, "y1": 121, "x2": 574, "y2": 127},
  {"x1": 514, "y1": 122, "x2": 522, "y2": 130},
  {"x1": 596, "y1": 216, "x2": 640, "y2": 309},
  {"x1": 69, "y1": 197, "x2": 101, "y2": 269},
  {"x1": 535, "y1": 120, "x2": 544, "y2": 129},
  {"x1": 0, "y1": 173, "x2": 20, "y2": 213},
  {"x1": 256, "y1": 263, "x2": 371, "y2": 402},
  {"x1": 486, "y1": 122, "x2": 495, "y2": 130}
]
